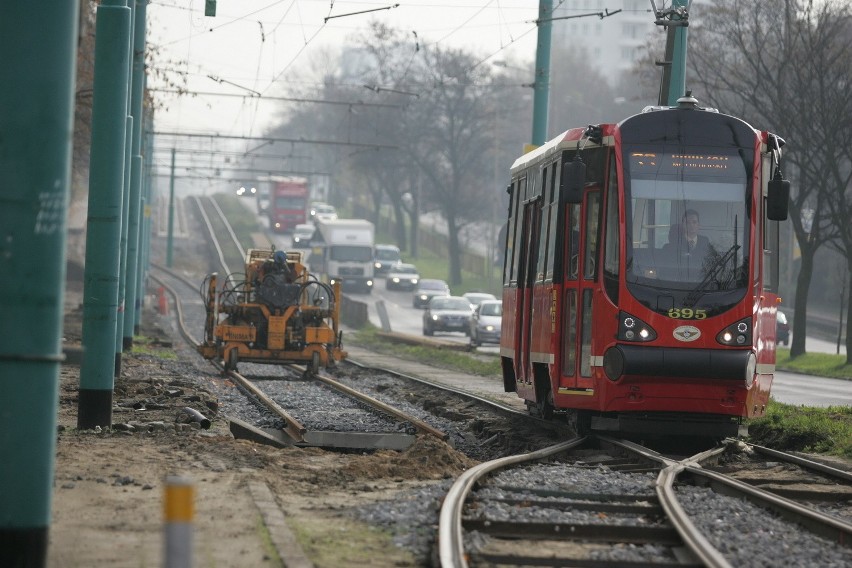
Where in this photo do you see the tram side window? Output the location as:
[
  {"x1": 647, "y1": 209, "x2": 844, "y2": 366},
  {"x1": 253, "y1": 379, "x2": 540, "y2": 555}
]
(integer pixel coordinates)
[
  {"x1": 510, "y1": 177, "x2": 528, "y2": 285},
  {"x1": 584, "y1": 192, "x2": 600, "y2": 280},
  {"x1": 503, "y1": 178, "x2": 527, "y2": 286},
  {"x1": 536, "y1": 165, "x2": 551, "y2": 282},
  {"x1": 503, "y1": 180, "x2": 518, "y2": 286},
  {"x1": 567, "y1": 205, "x2": 581, "y2": 280},
  {"x1": 603, "y1": 156, "x2": 619, "y2": 302},
  {"x1": 546, "y1": 160, "x2": 561, "y2": 281}
]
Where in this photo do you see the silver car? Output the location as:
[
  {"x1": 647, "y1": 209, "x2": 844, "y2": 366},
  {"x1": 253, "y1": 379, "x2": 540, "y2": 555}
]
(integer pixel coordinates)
[
  {"x1": 291, "y1": 223, "x2": 315, "y2": 248},
  {"x1": 469, "y1": 300, "x2": 502, "y2": 347},
  {"x1": 462, "y1": 292, "x2": 497, "y2": 308}
]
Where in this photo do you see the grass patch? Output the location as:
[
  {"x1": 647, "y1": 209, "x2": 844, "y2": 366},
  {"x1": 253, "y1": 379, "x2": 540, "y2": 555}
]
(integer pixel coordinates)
[
  {"x1": 747, "y1": 402, "x2": 852, "y2": 459},
  {"x1": 255, "y1": 515, "x2": 284, "y2": 567},
  {"x1": 291, "y1": 517, "x2": 415, "y2": 568},
  {"x1": 212, "y1": 192, "x2": 266, "y2": 250},
  {"x1": 350, "y1": 327, "x2": 501, "y2": 377},
  {"x1": 776, "y1": 348, "x2": 852, "y2": 380},
  {"x1": 130, "y1": 335, "x2": 177, "y2": 360},
  {"x1": 407, "y1": 253, "x2": 501, "y2": 297}
]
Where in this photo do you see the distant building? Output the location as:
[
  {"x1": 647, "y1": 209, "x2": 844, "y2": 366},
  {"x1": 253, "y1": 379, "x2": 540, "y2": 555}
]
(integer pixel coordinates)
[{"x1": 551, "y1": 0, "x2": 654, "y2": 84}]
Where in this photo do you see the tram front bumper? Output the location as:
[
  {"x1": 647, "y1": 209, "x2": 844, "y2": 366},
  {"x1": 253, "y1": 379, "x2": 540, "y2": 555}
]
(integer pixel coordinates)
[{"x1": 603, "y1": 344, "x2": 753, "y2": 383}]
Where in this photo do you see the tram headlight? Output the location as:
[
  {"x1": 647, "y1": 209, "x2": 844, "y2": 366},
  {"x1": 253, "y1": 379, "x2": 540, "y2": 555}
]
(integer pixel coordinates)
[
  {"x1": 617, "y1": 311, "x2": 656, "y2": 342},
  {"x1": 716, "y1": 317, "x2": 752, "y2": 346}
]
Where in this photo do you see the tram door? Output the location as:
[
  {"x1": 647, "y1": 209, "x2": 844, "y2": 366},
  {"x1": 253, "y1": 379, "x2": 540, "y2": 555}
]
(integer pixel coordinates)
[
  {"x1": 561, "y1": 189, "x2": 600, "y2": 389},
  {"x1": 515, "y1": 196, "x2": 541, "y2": 384}
]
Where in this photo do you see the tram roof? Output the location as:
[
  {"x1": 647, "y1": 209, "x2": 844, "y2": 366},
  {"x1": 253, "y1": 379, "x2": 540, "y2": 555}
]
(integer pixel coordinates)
[
  {"x1": 510, "y1": 125, "x2": 615, "y2": 175},
  {"x1": 510, "y1": 107, "x2": 775, "y2": 176}
]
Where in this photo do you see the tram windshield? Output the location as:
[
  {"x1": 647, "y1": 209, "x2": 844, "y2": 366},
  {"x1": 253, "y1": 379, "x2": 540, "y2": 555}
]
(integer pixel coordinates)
[{"x1": 623, "y1": 145, "x2": 752, "y2": 316}]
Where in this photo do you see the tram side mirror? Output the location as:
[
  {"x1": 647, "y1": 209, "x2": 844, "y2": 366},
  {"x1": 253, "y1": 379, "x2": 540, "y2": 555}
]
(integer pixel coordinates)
[
  {"x1": 561, "y1": 158, "x2": 585, "y2": 204},
  {"x1": 767, "y1": 173, "x2": 790, "y2": 221}
]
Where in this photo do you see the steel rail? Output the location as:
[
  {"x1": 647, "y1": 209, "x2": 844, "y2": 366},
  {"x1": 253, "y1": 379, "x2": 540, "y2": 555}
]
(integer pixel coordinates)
[
  {"x1": 149, "y1": 270, "x2": 200, "y2": 347},
  {"x1": 301, "y1": 367, "x2": 449, "y2": 441},
  {"x1": 191, "y1": 195, "x2": 236, "y2": 281},
  {"x1": 343, "y1": 357, "x2": 557, "y2": 426},
  {"x1": 225, "y1": 369, "x2": 307, "y2": 444},
  {"x1": 572, "y1": 437, "x2": 737, "y2": 567},
  {"x1": 437, "y1": 437, "x2": 587, "y2": 568},
  {"x1": 743, "y1": 440, "x2": 852, "y2": 484},
  {"x1": 207, "y1": 195, "x2": 246, "y2": 259},
  {"x1": 657, "y1": 444, "x2": 734, "y2": 568}
]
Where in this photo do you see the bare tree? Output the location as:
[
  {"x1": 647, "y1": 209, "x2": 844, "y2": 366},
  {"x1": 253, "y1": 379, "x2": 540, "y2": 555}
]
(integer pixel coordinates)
[{"x1": 687, "y1": 0, "x2": 852, "y2": 357}]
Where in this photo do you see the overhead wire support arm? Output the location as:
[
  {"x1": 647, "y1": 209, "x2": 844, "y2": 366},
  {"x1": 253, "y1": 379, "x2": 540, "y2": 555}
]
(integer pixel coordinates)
[
  {"x1": 207, "y1": 75, "x2": 260, "y2": 97},
  {"x1": 535, "y1": 8, "x2": 622, "y2": 24},
  {"x1": 363, "y1": 84, "x2": 420, "y2": 98},
  {"x1": 324, "y1": 3, "x2": 399, "y2": 23}
]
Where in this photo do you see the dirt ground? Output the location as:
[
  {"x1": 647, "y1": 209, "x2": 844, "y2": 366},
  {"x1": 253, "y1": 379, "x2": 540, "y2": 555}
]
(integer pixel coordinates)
[{"x1": 49, "y1": 275, "x2": 475, "y2": 567}]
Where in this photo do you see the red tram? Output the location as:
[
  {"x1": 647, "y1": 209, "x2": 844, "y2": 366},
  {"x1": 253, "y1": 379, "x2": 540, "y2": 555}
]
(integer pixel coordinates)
[{"x1": 500, "y1": 95, "x2": 790, "y2": 438}]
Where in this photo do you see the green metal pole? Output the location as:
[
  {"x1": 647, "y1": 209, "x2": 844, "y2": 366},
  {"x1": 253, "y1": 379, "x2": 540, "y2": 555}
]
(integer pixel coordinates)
[
  {"x1": 78, "y1": 0, "x2": 132, "y2": 430},
  {"x1": 166, "y1": 148, "x2": 176, "y2": 267},
  {"x1": 140, "y1": 124, "x2": 155, "y2": 315},
  {"x1": 666, "y1": 0, "x2": 689, "y2": 106},
  {"x1": 125, "y1": 0, "x2": 148, "y2": 338},
  {"x1": 658, "y1": 0, "x2": 690, "y2": 106},
  {"x1": 115, "y1": 1, "x2": 137, "y2": 373},
  {"x1": 116, "y1": 116, "x2": 133, "y2": 376},
  {"x1": 531, "y1": 0, "x2": 553, "y2": 147},
  {"x1": 0, "y1": 3, "x2": 79, "y2": 565}
]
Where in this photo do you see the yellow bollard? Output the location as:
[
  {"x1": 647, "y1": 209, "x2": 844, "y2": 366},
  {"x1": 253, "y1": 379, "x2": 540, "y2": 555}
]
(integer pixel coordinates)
[{"x1": 163, "y1": 475, "x2": 194, "y2": 568}]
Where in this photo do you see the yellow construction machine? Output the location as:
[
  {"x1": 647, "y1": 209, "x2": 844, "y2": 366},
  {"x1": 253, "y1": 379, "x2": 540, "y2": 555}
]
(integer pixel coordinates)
[{"x1": 197, "y1": 248, "x2": 346, "y2": 374}]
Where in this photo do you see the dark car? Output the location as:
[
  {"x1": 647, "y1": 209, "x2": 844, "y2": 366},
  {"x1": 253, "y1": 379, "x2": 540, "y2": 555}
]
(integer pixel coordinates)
[
  {"x1": 373, "y1": 244, "x2": 402, "y2": 275},
  {"x1": 777, "y1": 311, "x2": 790, "y2": 346},
  {"x1": 423, "y1": 296, "x2": 472, "y2": 336},
  {"x1": 469, "y1": 300, "x2": 502, "y2": 347},
  {"x1": 385, "y1": 263, "x2": 420, "y2": 291},
  {"x1": 412, "y1": 279, "x2": 450, "y2": 309}
]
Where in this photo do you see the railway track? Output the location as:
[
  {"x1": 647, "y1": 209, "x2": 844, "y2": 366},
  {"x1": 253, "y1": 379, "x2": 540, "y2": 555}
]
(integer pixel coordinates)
[{"x1": 438, "y1": 436, "x2": 852, "y2": 567}]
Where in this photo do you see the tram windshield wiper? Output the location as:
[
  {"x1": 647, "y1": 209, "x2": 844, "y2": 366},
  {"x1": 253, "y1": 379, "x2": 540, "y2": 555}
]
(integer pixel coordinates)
[{"x1": 684, "y1": 244, "x2": 741, "y2": 306}]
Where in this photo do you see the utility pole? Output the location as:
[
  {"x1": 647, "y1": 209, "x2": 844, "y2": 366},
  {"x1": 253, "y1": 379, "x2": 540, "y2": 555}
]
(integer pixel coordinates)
[
  {"x1": 78, "y1": 0, "x2": 132, "y2": 430},
  {"x1": 125, "y1": 0, "x2": 149, "y2": 341},
  {"x1": 654, "y1": 0, "x2": 690, "y2": 106},
  {"x1": 530, "y1": 0, "x2": 554, "y2": 148},
  {"x1": 0, "y1": 4, "x2": 80, "y2": 565},
  {"x1": 167, "y1": 148, "x2": 177, "y2": 267}
]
